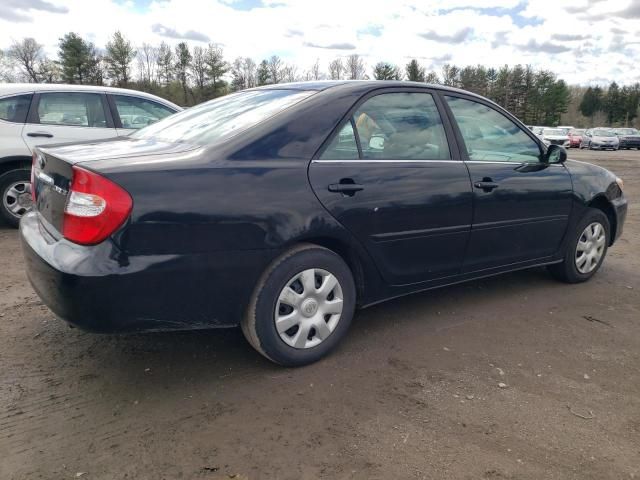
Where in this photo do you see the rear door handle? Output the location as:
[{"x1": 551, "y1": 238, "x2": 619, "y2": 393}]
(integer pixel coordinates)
[
  {"x1": 27, "y1": 132, "x2": 53, "y2": 138},
  {"x1": 474, "y1": 180, "x2": 499, "y2": 192},
  {"x1": 328, "y1": 182, "x2": 364, "y2": 196}
]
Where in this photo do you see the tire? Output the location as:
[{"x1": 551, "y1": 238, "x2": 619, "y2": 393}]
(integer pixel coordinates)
[
  {"x1": 242, "y1": 243, "x2": 356, "y2": 366},
  {"x1": 548, "y1": 208, "x2": 610, "y2": 284},
  {"x1": 0, "y1": 169, "x2": 32, "y2": 228}
]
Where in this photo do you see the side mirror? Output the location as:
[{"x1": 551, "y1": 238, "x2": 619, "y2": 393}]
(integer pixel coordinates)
[
  {"x1": 369, "y1": 135, "x2": 385, "y2": 150},
  {"x1": 545, "y1": 144, "x2": 567, "y2": 164}
]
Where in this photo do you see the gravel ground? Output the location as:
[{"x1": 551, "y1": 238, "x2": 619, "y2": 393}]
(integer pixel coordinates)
[{"x1": 1, "y1": 149, "x2": 639, "y2": 480}]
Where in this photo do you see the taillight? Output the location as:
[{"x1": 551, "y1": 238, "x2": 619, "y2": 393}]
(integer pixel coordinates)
[{"x1": 63, "y1": 166, "x2": 132, "y2": 245}]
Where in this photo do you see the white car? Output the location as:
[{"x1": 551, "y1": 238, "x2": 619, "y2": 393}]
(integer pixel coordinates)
[
  {"x1": 0, "y1": 84, "x2": 181, "y2": 226},
  {"x1": 540, "y1": 128, "x2": 570, "y2": 148}
]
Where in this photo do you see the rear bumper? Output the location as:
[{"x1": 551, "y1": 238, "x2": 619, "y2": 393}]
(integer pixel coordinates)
[
  {"x1": 619, "y1": 139, "x2": 640, "y2": 148},
  {"x1": 20, "y1": 212, "x2": 272, "y2": 332}
]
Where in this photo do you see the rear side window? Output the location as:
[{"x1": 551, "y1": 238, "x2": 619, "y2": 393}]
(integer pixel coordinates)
[
  {"x1": 113, "y1": 95, "x2": 175, "y2": 129},
  {"x1": 133, "y1": 89, "x2": 314, "y2": 146},
  {"x1": 0, "y1": 94, "x2": 32, "y2": 123},
  {"x1": 37, "y1": 92, "x2": 107, "y2": 128},
  {"x1": 321, "y1": 92, "x2": 450, "y2": 161}
]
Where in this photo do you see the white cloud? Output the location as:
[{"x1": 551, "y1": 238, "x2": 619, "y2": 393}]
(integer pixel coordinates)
[{"x1": 0, "y1": 0, "x2": 638, "y2": 85}]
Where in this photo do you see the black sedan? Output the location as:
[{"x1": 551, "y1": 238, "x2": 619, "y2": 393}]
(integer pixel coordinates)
[{"x1": 21, "y1": 81, "x2": 627, "y2": 366}]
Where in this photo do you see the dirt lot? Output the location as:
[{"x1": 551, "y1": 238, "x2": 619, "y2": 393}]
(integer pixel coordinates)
[{"x1": 1, "y1": 149, "x2": 639, "y2": 480}]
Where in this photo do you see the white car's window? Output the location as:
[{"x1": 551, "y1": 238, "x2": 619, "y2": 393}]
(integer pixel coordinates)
[
  {"x1": 113, "y1": 95, "x2": 175, "y2": 129},
  {"x1": 133, "y1": 89, "x2": 314, "y2": 146},
  {"x1": 0, "y1": 94, "x2": 32, "y2": 123},
  {"x1": 446, "y1": 96, "x2": 541, "y2": 163},
  {"x1": 37, "y1": 93, "x2": 107, "y2": 128}
]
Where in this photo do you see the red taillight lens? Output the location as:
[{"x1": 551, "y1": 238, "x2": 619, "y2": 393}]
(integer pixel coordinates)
[{"x1": 63, "y1": 166, "x2": 132, "y2": 245}]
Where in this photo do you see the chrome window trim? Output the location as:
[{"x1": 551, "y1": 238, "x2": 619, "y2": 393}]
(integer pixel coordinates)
[{"x1": 311, "y1": 159, "x2": 463, "y2": 164}]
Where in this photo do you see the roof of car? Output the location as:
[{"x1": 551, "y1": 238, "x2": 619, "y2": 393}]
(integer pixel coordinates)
[{"x1": 0, "y1": 83, "x2": 182, "y2": 110}]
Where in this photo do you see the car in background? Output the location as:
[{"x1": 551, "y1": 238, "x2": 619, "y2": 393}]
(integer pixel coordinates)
[
  {"x1": 20, "y1": 81, "x2": 627, "y2": 366},
  {"x1": 568, "y1": 128, "x2": 586, "y2": 148},
  {"x1": 541, "y1": 128, "x2": 569, "y2": 147},
  {"x1": 580, "y1": 129, "x2": 619, "y2": 150},
  {"x1": 0, "y1": 84, "x2": 181, "y2": 226},
  {"x1": 612, "y1": 128, "x2": 640, "y2": 149},
  {"x1": 557, "y1": 125, "x2": 574, "y2": 134}
]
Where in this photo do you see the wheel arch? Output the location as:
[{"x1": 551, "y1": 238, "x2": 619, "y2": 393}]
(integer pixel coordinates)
[
  {"x1": 587, "y1": 195, "x2": 617, "y2": 246},
  {"x1": 0, "y1": 156, "x2": 32, "y2": 177}
]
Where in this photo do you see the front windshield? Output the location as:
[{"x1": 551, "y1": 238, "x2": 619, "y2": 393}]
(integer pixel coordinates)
[
  {"x1": 132, "y1": 89, "x2": 314, "y2": 146},
  {"x1": 593, "y1": 129, "x2": 615, "y2": 137},
  {"x1": 615, "y1": 128, "x2": 639, "y2": 135},
  {"x1": 543, "y1": 129, "x2": 565, "y2": 136}
]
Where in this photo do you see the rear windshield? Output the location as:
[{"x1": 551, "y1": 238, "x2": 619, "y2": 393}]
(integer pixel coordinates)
[
  {"x1": 615, "y1": 128, "x2": 638, "y2": 135},
  {"x1": 132, "y1": 89, "x2": 314, "y2": 146}
]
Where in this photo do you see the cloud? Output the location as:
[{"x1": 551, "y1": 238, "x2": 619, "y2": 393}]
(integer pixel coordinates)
[
  {"x1": 0, "y1": 0, "x2": 67, "y2": 22},
  {"x1": 151, "y1": 24, "x2": 210, "y2": 42},
  {"x1": 303, "y1": 41, "x2": 356, "y2": 50},
  {"x1": 285, "y1": 29, "x2": 303, "y2": 37},
  {"x1": 420, "y1": 27, "x2": 473, "y2": 43},
  {"x1": 551, "y1": 33, "x2": 590, "y2": 41},
  {"x1": 519, "y1": 39, "x2": 572, "y2": 54}
]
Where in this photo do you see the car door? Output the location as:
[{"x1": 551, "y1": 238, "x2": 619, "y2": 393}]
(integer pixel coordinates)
[
  {"x1": 309, "y1": 89, "x2": 473, "y2": 286},
  {"x1": 108, "y1": 94, "x2": 177, "y2": 136},
  {"x1": 443, "y1": 94, "x2": 573, "y2": 272},
  {"x1": 21, "y1": 91, "x2": 116, "y2": 151}
]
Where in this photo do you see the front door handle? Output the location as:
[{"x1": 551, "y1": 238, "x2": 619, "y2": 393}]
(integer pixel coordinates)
[
  {"x1": 474, "y1": 178, "x2": 499, "y2": 192},
  {"x1": 328, "y1": 180, "x2": 364, "y2": 196},
  {"x1": 27, "y1": 132, "x2": 54, "y2": 138}
]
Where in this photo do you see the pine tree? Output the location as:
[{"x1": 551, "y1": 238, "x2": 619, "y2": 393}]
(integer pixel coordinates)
[
  {"x1": 105, "y1": 31, "x2": 136, "y2": 87},
  {"x1": 405, "y1": 59, "x2": 425, "y2": 82},
  {"x1": 58, "y1": 33, "x2": 102, "y2": 84},
  {"x1": 373, "y1": 62, "x2": 401, "y2": 80},
  {"x1": 256, "y1": 60, "x2": 270, "y2": 86},
  {"x1": 174, "y1": 42, "x2": 192, "y2": 105}
]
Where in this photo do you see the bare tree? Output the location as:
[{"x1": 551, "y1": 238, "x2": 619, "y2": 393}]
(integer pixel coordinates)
[
  {"x1": 310, "y1": 58, "x2": 322, "y2": 80},
  {"x1": 231, "y1": 57, "x2": 257, "y2": 90},
  {"x1": 328, "y1": 57, "x2": 344, "y2": 80},
  {"x1": 157, "y1": 41, "x2": 174, "y2": 86},
  {"x1": 191, "y1": 46, "x2": 207, "y2": 95},
  {"x1": 243, "y1": 58, "x2": 257, "y2": 88},
  {"x1": 268, "y1": 55, "x2": 283, "y2": 84},
  {"x1": 282, "y1": 64, "x2": 298, "y2": 83},
  {"x1": 346, "y1": 54, "x2": 366, "y2": 80},
  {"x1": 137, "y1": 43, "x2": 158, "y2": 86},
  {"x1": 0, "y1": 50, "x2": 16, "y2": 82},
  {"x1": 8, "y1": 38, "x2": 44, "y2": 82}
]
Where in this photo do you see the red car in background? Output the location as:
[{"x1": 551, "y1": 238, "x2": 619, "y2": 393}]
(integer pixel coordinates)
[{"x1": 568, "y1": 129, "x2": 586, "y2": 148}]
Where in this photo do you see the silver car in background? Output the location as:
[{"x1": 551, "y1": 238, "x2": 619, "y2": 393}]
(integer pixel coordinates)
[
  {"x1": 580, "y1": 128, "x2": 620, "y2": 150},
  {"x1": 541, "y1": 128, "x2": 569, "y2": 147}
]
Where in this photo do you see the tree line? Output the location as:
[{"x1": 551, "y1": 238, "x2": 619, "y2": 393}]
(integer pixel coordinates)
[{"x1": 1, "y1": 31, "x2": 639, "y2": 128}]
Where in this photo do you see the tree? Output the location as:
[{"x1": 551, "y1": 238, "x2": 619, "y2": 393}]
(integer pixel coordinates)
[
  {"x1": 174, "y1": 42, "x2": 192, "y2": 104},
  {"x1": 424, "y1": 70, "x2": 440, "y2": 84},
  {"x1": 191, "y1": 46, "x2": 207, "y2": 98},
  {"x1": 268, "y1": 55, "x2": 283, "y2": 84},
  {"x1": 256, "y1": 59, "x2": 270, "y2": 86},
  {"x1": 328, "y1": 58, "x2": 344, "y2": 80},
  {"x1": 441, "y1": 64, "x2": 460, "y2": 87},
  {"x1": 157, "y1": 41, "x2": 174, "y2": 86},
  {"x1": 346, "y1": 54, "x2": 366, "y2": 79},
  {"x1": 204, "y1": 44, "x2": 228, "y2": 95},
  {"x1": 8, "y1": 38, "x2": 44, "y2": 82},
  {"x1": 405, "y1": 59, "x2": 425, "y2": 82},
  {"x1": 579, "y1": 86, "x2": 601, "y2": 119},
  {"x1": 282, "y1": 64, "x2": 298, "y2": 83},
  {"x1": 105, "y1": 31, "x2": 136, "y2": 86},
  {"x1": 58, "y1": 33, "x2": 103, "y2": 84},
  {"x1": 309, "y1": 58, "x2": 322, "y2": 80},
  {"x1": 137, "y1": 43, "x2": 158, "y2": 87},
  {"x1": 230, "y1": 57, "x2": 256, "y2": 91},
  {"x1": 373, "y1": 62, "x2": 400, "y2": 80}
]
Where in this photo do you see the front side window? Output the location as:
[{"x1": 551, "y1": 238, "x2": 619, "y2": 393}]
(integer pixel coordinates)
[
  {"x1": 354, "y1": 92, "x2": 450, "y2": 160},
  {"x1": 446, "y1": 96, "x2": 541, "y2": 163},
  {"x1": 113, "y1": 95, "x2": 175, "y2": 129},
  {"x1": 0, "y1": 94, "x2": 33, "y2": 123},
  {"x1": 132, "y1": 89, "x2": 314, "y2": 146},
  {"x1": 37, "y1": 93, "x2": 107, "y2": 128}
]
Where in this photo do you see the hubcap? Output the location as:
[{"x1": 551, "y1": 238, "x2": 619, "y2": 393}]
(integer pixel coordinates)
[
  {"x1": 275, "y1": 268, "x2": 344, "y2": 349},
  {"x1": 3, "y1": 181, "x2": 33, "y2": 219},
  {"x1": 575, "y1": 222, "x2": 606, "y2": 274}
]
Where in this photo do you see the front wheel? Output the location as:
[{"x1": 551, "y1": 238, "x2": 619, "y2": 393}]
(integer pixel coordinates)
[
  {"x1": 242, "y1": 244, "x2": 356, "y2": 366},
  {"x1": 0, "y1": 169, "x2": 32, "y2": 228},
  {"x1": 548, "y1": 208, "x2": 609, "y2": 283}
]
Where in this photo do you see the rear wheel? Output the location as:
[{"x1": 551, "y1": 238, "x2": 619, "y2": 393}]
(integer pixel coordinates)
[
  {"x1": 0, "y1": 169, "x2": 32, "y2": 228},
  {"x1": 242, "y1": 244, "x2": 356, "y2": 366},
  {"x1": 548, "y1": 208, "x2": 609, "y2": 283}
]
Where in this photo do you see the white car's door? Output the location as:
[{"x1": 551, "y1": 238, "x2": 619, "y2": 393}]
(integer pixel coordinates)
[
  {"x1": 21, "y1": 91, "x2": 117, "y2": 151},
  {"x1": 110, "y1": 94, "x2": 177, "y2": 136}
]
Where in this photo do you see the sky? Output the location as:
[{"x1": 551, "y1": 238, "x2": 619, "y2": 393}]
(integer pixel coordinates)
[{"x1": 1, "y1": 0, "x2": 639, "y2": 85}]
